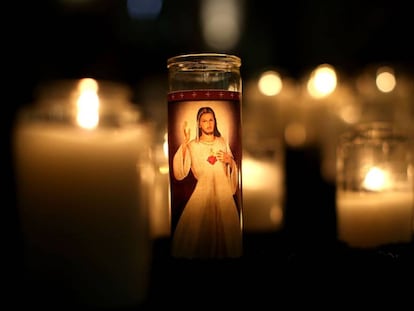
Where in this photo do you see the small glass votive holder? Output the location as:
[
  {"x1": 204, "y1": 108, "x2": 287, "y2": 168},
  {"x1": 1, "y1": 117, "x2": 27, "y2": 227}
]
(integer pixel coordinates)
[{"x1": 336, "y1": 122, "x2": 414, "y2": 249}]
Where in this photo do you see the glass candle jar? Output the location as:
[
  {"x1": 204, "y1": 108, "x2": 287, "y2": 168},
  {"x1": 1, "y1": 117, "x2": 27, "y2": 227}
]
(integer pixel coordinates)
[
  {"x1": 336, "y1": 122, "x2": 414, "y2": 248},
  {"x1": 167, "y1": 53, "x2": 243, "y2": 259},
  {"x1": 13, "y1": 78, "x2": 154, "y2": 308}
]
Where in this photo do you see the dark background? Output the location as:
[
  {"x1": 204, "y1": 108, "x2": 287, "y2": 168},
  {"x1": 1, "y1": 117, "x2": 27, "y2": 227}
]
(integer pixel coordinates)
[
  {"x1": 5, "y1": 0, "x2": 413, "y2": 147},
  {"x1": 4, "y1": 0, "x2": 414, "y2": 308},
  {"x1": 7, "y1": 0, "x2": 414, "y2": 96}
]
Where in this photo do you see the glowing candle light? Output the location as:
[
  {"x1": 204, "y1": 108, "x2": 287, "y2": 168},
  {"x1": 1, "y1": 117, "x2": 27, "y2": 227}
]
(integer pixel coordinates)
[
  {"x1": 13, "y1": 79, "x2": 154, "y2": 308},
  {"x1": 242, "y1": 152, "x2": 284, "y2": 232},
  {"x1": 242, "y1": 72, "x2": 286, "y2": 233},
  {"x1": 336, "y1": 123, "x2": 414, "y2": 248},
  {"x1": 149, "y1": 131, "x2": 171, "y2": 239},
  {"x1": 362, "y1": 166, "x2": 391, "y2": 191}
]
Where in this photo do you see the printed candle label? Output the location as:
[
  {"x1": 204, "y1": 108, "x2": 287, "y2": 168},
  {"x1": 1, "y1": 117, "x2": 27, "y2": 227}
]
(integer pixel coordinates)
[{"x1": 168, "y1": 90, "x2": 243, "y2": 259}]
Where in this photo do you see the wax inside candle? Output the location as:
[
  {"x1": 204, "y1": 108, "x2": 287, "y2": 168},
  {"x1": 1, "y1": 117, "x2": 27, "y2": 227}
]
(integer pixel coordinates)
[
  {"x1": 149, "y1": 139, "x2": 171, "y2": 239},
  {"x1": 14, "y1": 121, "x2": 153, "y2": 308},
  {"x1": 336, "y1": 190, "x2": 413, "y2": 248},
  {"x1": 242, "y1": 156, "x2": 284, "y2": 232}
]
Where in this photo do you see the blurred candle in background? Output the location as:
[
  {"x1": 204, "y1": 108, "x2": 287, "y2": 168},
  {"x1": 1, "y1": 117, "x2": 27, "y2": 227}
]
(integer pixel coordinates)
[
  {"x1": 242, "y1": 71, "x2": 286, "y2": 233},
  {"x1": 355, "y1": 65, "x2": 412, "y2": 129},
  {"x1": 336, "y1": 122, "x2": 414, "y2": 248},
  {"x1": 13, "y1": 79, "x2": 154, "y2": 308},
  {"x1": 242, "y1": 144, "x2": 285, "y2": 232},
  {"x1": 149, "y1": 131, "x2": 171, "y2": 239},
  {"x1": 134, "y1": 76, "x2": 171, "y2": 240},
  {"x1": 317, "y1": 79, "x2": 361, "y2": 184}
]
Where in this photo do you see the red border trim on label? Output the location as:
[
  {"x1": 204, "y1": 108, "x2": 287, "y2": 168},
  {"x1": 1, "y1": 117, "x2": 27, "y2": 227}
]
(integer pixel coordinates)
[{"x1": 168, "y1": 90, "x2": 240, "y2": 102}]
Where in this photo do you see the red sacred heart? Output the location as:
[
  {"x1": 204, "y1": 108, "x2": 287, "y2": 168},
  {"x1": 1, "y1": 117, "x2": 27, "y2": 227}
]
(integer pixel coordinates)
[{"x1": 207, "y1": 155, "x2": 217, "y2": 164}]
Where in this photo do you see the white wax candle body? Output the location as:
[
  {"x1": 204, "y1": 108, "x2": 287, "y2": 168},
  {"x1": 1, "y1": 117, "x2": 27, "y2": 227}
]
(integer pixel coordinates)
[
  {"x1": 149, "y1": 167, "x2": 171, "y2": 239},
  {"x1": 336, "y1": 190, "x2": 413, "y2": 248},
  {"x1": 242, "y1": 158, "x2": 284, "y2": 232},
  {"x1": 14, "y1": 123, "x2": 153, "y2": 308}
]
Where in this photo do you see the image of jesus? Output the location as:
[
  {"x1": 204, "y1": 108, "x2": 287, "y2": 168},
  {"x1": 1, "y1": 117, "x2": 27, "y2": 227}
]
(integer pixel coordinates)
[{"x1": 171, "y1": 106, "x2": 242, "y2": 258}]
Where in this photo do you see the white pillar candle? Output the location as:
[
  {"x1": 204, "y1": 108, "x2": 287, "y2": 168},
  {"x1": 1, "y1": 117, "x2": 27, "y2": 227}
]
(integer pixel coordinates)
[
  {"x1": 336, "y1": 190, "x2": 413, "y2": 248},
  {"x1": 13, "y1": 79, "x2": 154, "y2": 308}
]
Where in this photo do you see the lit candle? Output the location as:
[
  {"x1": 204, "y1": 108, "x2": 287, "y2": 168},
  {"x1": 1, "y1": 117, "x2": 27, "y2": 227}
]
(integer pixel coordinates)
[
  {"x1": 336, "y1": 167, "x2": 413, "y2": 248},
  {"x1": 242, "y1": 152, "x2": 285, "y2": 232},
  {"x1": 13, "y1": 79, "x2": 154, "y2": 308},
  {"x1": 336, "y1": 122, "x2": 414, "y2": 248},
  {"x1": 242, "y1": 75, "x2": 286, "y2": 233},
  {"x1": 149, "y1": 131, "x2": 171, "y2": 239}
]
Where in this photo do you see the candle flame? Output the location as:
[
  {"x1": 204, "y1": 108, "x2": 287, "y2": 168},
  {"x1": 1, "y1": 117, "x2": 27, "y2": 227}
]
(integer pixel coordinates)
[
  {"x1": 258, "y1": 70, "x2": 282, "y2": 96},
  {"x1": 76, "y1": 78, "x2": 100, "y2": 129},
  {"x1": 376, "y1": 67, "x2": 396, "y2": 93},
  {"x1": 362, "y1": 166, "x2": 390, "y2": 191},
  {"x1": 307, "y1": 64, "x2": 337, "y2": 99}
]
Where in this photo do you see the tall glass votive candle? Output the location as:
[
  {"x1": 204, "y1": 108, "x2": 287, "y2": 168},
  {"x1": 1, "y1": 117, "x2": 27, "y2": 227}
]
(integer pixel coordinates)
[
  {"x1": 167, "y1": 53, "x2": 243, "y2": 259},
  {"x1": 13, "y1": 79, "x2": 154, "y2": 308},
  {"x1": 336, "y1": 122, "x2": 414, "y2": 248}
]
